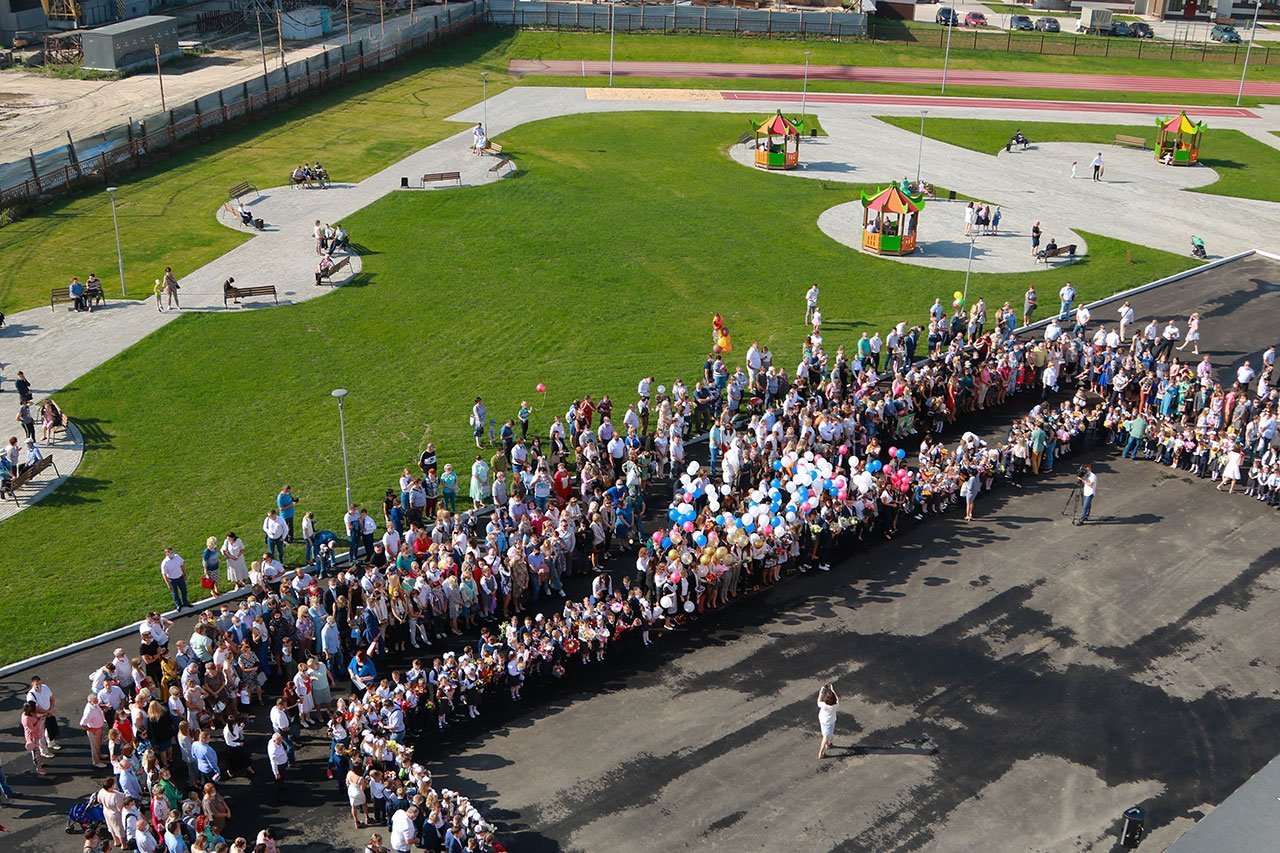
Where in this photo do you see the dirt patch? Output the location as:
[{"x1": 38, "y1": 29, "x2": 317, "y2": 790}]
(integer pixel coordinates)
[{"x1": 586, "y1": 87, "x2": 724, "y2": 102}]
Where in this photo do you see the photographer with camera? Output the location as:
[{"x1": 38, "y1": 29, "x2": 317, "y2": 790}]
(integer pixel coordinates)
[{"x1": 1073, "y1": 464, "x2": 1097, "y2": 526}]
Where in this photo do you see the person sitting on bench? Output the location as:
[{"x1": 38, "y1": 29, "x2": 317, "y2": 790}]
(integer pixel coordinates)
[
  {"x1": 313, "y1": 162, "x2": 329, "y2": 188},
  {"x1": 84, "y1": 273, "x2": 103, "y2": 309},
  {"x1": 237, "y1": 202, "x2": 254, "y2": 226},
  {"x1": 316, "y1": 255, "x2": 335, "y2": 286},
  {"x1": 1041, "y1": 238, "x2": 1058, "y2": 257},
  {"x1": 1005, "y1": 130, "x2": 1030, "y2": 153},
  {"x1": 291, "y1": 165, "x2": 310, "y2": 188}
]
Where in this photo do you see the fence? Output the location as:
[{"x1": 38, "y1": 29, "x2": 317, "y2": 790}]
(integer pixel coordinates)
[
  {"x1": 864, "y1": 21, "x2": 1278, "y2": 66},
  {"x1": 0, "y1": 1, "x2": 483, "y2": 208},
  {"x1": 487, "y1": 0, "x2": 869, "y2": 38}
]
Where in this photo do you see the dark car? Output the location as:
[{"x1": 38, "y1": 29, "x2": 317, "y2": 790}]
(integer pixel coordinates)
[
  {"x1": 1210, "y1": 24, "x2": 1242, "y2": 43},
  {"x1": 1034, "y1": 17, "x2": 1060, "y2": 33},
  {"x1": 1110, "y1": 20, "x2": 1132, "y2": 37},
  {"x1": 936, "y1": 7, "x2": 960, "y2": 26},
  {"x1": 1010, "y1": 14, "x2": 1034, "y2": 31},
  {"x1": 1129, "y1": 22, "x2": 1154, "y2": 38},
  {"x1": 964, "y1": 11, "x2": 988, "y2": 26}
]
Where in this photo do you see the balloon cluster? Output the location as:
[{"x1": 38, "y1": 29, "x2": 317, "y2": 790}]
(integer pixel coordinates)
[{"x1": 952, "y1": 289, "x2": 965, "y2": 311}]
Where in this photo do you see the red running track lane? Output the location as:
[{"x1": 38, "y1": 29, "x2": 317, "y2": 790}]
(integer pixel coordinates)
[
  {"x1": 508, "y1": 59, "x2": 1280, "y2": 98},
  {"x1": 720, "y1": 90, "x2": 1259, "y2": 118}
]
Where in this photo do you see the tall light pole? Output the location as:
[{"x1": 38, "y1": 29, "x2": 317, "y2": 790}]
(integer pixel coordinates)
[
  {"x1": 154, "y1": 43, "x2": 166, "y2": 110},
  {"x1": 801, "y1": 50, "x2": 811, "y2": 118},
  {"x1": 106, "y1": 186, "x2": 126, "y2": 297},
  {"x1": 1237, "y1": 0, "x2": 1263, "y2": 107},
  {"x1": 915, "y1": 109, "x2": 928, "y2": 185},
  {"x1": 608, "y1": 2, "x2": 616, "y2": 88},
  {"x1": 332, "y1": 388, "x2": 352, "y2": 511},
  {"x1": 941, "y1": 18, "x2": 954, "y2": 95},
  {"x1": 962, "y1": 235, "x2": 976, "y2": 307},
  {"x1": 481, "y1": 71, "x2": 489, "y2": 131}
]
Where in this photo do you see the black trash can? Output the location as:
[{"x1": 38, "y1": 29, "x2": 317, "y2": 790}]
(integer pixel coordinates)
[
  {"x1": 400, "y1": 176, "x2": 409, "y2": 189},
  {"x1": 1120, "y1": 806, "x2": 1145, "y2": 849}
]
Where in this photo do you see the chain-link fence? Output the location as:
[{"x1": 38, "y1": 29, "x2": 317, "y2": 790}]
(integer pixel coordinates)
[
  {"x1": 0, "y1": 1, "x2": 483, "y2": 208},
  {"x1": 486, "y1": 1, "x2": 870, "y2": 37}
]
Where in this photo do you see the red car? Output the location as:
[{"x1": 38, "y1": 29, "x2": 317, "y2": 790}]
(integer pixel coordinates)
[{"x1": 964, "y1": 11, "x2": 987, "y2": 26}]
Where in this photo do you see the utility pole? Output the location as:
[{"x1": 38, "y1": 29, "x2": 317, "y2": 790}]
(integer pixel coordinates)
[
  {"x1": 277, "y1": 7, "x2": 285, "y2": 68},
  {"x1": 346, "y1": 0, "x2": 351, "y2": 44},
  {"x1": 154, "y1": 43, "x2": 166, "y2": 110},
  {"x1": 257, "y1": 10, "x2": 270, "y2": 82},
  {"x1": 609, "y1": 2, "x2": 616, "y2": 87},
  {"x1": 1237, "y1": 0, "x2": 1263, "y2": 107},
  {"x1": 941, "y1": 19, "x2": 954, "y2": 95}
]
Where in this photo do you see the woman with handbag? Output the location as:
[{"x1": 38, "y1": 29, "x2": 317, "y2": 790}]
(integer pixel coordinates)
[{"x1": 201, "y1": 537, "x2": 221, "y2": 598}]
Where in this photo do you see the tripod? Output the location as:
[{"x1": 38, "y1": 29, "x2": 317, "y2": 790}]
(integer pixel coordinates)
[{"x1": 1061, "y1": 482, "x2": 1082, "y2": 518}]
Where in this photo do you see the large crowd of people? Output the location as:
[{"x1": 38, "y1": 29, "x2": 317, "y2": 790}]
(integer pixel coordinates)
[{"x1": 9, "y1": 279, "x2": 1277, "y2": 850}]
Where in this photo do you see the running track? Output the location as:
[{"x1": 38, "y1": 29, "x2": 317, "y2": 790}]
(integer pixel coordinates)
[
  {"x1": 509, "y1": 59, "x2": 1280, "y2": 98},
  {"x1": 721, "y1": 90, "x2": 1258, "y2": 117}
]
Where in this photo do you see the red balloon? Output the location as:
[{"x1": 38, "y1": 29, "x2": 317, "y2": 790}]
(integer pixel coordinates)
[{"x1": 536, "y1": 383, "x2": 547, "y2": 393}]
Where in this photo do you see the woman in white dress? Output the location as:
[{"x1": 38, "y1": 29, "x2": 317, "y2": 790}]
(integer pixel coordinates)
[
  {"x1": 817, "y1": 683, "x2": 840, "y2": 759},
  {"x1": 221, "y1": 533, "x2": 249, "y2": 588},
  {"x1": 1178, "y1": 312, "x2": 1201, "y2": 355},
  {"x1": 1219, "y1": 443, "x2": 1244, "y2": 494}
]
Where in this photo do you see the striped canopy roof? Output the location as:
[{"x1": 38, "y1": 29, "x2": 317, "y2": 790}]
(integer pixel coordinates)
[{"x1": 861, "y1": 185, "x2": 923, "y2": 215}]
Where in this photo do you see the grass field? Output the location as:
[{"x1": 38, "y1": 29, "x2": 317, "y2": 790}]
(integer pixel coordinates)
[
  {"x1": 876, "y1": 116, "x2": 1280, "y2": 203},
  {"x1": 1, "y1": 27, "x2": 1274, "y2": 314},
  {"x1": 0, "y1": 111, "x2": 1198, "y2": 663}
]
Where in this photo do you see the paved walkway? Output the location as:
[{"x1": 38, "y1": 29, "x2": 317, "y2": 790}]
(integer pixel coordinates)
[
  {"x1": 509, "y1": 59, "x2": 1280, "y2": 97},
  {"x1": 0, "y1": 129, "x2": 510, "y2": 517},
  {"x1": 2, "y1": 85, "x2": 1279, "y2": 519}
]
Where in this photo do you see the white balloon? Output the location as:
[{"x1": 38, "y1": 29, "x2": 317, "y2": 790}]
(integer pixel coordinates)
[
  {"x1": 683, "y1": 601, "x2": 696, "y2": 613},
  {"x1": 660, "y1": 595, "x2": 674, "y2": 610},
  {"x1": 720, "y1": 484, "x2": 732, "y2": 496},
  {"x1": 687, "y1": 461, "x2": 700, "y2": 475}
]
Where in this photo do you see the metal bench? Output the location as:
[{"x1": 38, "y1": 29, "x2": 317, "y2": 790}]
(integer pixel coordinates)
[
  {"x1": 6, "y1": 454, "x2": 58, "y2": 503},
  {"x1": 1036, "y1": 244, "x2": 1078, "y2": 264},
  {"x1": 316, "y1": 256, "x2": 352, "y2": 286},
  {"x1": 481, "y1": 142, "x2": 503, "y2": 157},
  {"x1": 222, "y1": 277, "x2": 278, "y2": 307},
  {"x1": 421, "y1": 171, "x2": 462, "y2": 187},
  {"x1": 1114, "y1": 135, "x2": 1146, "y2": 149},
  {"x1": 489, "y1": 157, "x2": 514, "y2": 174},
  {"x1": 50, "y1": 286, "x2": 103, "y2": 312},
  {"x1": 228, "y1": 180, "x2": 260, "y2": 201}
]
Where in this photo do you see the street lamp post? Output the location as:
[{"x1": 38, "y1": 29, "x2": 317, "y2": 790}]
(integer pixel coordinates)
[
  {"x1": 941, "y1": 19, "x2": 954, "y2": 95},
  {"x1": 962, "y1": 235, "x2": 976, "y2": 306},
  {"x1": 106, "y1": 186, "x2": 126, "y2": 297},
  {"x1": 481, "y1": 71, "x2": 489, "y2": 132},
  {"x1": 1237, "y1": 0, "x2": 1263, "y2": 107},
  {"x1": 801, "y1": 50, "x2": 811, "y2": 119},
  {"x1": 332, "y1": 388, "x2": 352, "y2": 511},
  {"x1": 609, "y1": 2, "x2": 616, "y2": 88},
  {"x1": 915, "y1": 109, "x2": 928, "y2": 185}
]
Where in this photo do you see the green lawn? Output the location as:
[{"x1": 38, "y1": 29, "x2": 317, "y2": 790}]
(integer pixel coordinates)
[
  {"x1": 0, "y1": 110, "x2": 1197, "y2": 663},
  {"x1": 876, "y1": 116, "x2": 1280, "y2": 203},
  {"x1": 2, "y1": 27, "x2": 1274, "y2": 315}
]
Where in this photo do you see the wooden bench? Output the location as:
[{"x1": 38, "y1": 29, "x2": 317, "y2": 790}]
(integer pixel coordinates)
[
  {"x1": 489, "y1": 157, "x2": 514, "y2": 174},
  {"x1": 421, "y1": 171, "x2": 462, "y2": 187},
  {"x1": 737, "y1": 131, "x2": 754, "y2": 147},
  {"x1": 227, "y1": 181, "x2": 259, "y2": 201},
  {"x1": 1114, "y1": 134, "x2": 1146, "y2": 149},
  {"x1": 222, "y1": 277, "x2": 278, "y2": 307},
  {"x1": 316, "y1": 256, "x2": 352, "y2": 285},
  {"x1": 50, "y1": 286, "x2": 104, "y2": 312},
  {"x1": 6, "y1": 454, "x2": 57, "y2": 503},
  {"x1": 1036, "y1": 244, "x2": 1078, "y2": 263},
  {"x1": 482, "y1": 142, "x2": 503, "y2": 156}
]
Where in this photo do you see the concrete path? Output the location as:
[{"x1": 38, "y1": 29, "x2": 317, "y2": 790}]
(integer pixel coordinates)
[{"x1": 2, "y1": 85, "x2": 1279, "y2": 519}]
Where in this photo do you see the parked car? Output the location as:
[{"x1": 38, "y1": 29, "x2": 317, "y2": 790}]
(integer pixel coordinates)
[
  {"x1": 1129, "y1": 22, "x2": 1154, "y2": 38},
  {"x1": 1210, "y1": 24, "x2": 1242, "y2": 43},
  {"x1": 1034, "y1": 17, "x2": 1060, "y2": 33},
  {"x1": 964, "y1": 11, "x2": 988, "y2": 26},
  {"x1": 936, "y1": 7, "x2": 960, "y2": 26},
  {"x1": 1010, "y1": 14, "x2": 1034, "y2": 31},
  {"x1": 1110, "y1": 20, "x2": 1132, "y2": 37}
]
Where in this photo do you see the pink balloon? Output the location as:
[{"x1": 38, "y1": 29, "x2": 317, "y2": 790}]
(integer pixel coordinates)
[
  {"x1": 838, "y1": 445, "x2": 849, "y2": 455},
  {"x1": 801, "y1": 501, "x2": 812, "y2": 513},
  {"x1": 536, "y1": 383, "x2": 547, "y2": 393},
  {"x1": 670, "y1": 571, "x2": 682, "y2": 584},
  {"x1": 888, "y1": 447, "x2": 897, "y2": 458},
  {"x1": 761, "y1": 525, "x2": 773, "y2": 537},
  {"x1": 682, "y1": 521, "x2": 695, "y2": 533},
  {"x1": 837, "y1": 490, "x2": 848, "y2": 501},
  {"x1": 683, "y1": 492, "x2": 694, "y2": 503},
  {"x1": 900, "y1": 482, "x2": 910, "y2": 493},
  {"x1": 652, "y1": 531, "x2": 663, "y2": 543}
]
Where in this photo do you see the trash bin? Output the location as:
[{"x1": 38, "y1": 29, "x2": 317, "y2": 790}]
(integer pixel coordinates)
[
  {"x1": 400, "y1": 176, "x2": 409, "y2": 188},
  {"x1": 1120, "y1": 806, "x2": 1145, "y2": 849}
]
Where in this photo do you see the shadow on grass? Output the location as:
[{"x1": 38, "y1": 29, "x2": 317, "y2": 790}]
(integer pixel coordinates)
[
  {"x1": 36, "y1": 475, "x2": 112, "y2": 508},
  {"x1": 71, "y1": 417, "x2": 114, "y2": 452}
]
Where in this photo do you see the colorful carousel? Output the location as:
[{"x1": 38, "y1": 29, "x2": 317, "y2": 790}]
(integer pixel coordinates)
[
  {"x1": 1155, "y1": 111, "x2": 1207, "y2": 166},
  {"x1": 860, "y1": 185, "x2": 925, "y2": 256}
]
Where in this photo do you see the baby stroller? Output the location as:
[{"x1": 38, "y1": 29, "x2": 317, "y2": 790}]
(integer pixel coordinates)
[
  {"x1": 1190, "y1": 236, "x2": 1207, "y2": 260},
  {"x1": 65, "y1": 791, "x2": 105, "y2": 834}
]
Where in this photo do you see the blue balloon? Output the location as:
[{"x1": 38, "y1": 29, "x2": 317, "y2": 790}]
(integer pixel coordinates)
[
  {"x1": 694, "y1": 533, "x2": 708, "y2": 547},
  {"x1": 896, "y1": 448, "x2": 907, "y2": 460},
  {"x1": 772, "y1": 516, "x2": 783, "y2": 528},
  {"x1": 661, "y1": 536, "x2": 671, "y2": 548},
  {"x1": 772, "y1": 459, "x2": 783, "y2": 471},
  {"x1": 743, "y1": 522, "x2": 756, "y2": 534},
  {"x1": 770, "y1": 478, "x2": 782, "y2": 489},
  {"x1": 868, "y1": 460, "x2": 882, "y2": 473},
  {"x1": 692, "y1": 486, "x2": 704, "y2": 499}
]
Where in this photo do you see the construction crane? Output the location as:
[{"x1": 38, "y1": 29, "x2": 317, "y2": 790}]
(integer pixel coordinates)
[{"x1": 39, "y1": 0, "x2": 83, "y2": 26}]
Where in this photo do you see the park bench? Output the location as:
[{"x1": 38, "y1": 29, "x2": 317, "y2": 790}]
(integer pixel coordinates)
[
  {"x1": 317, "y1": 256, "x2": 352, "y2": 285},
  {"x1": 222, "y1": 277, "x2": 278, "y2": 307},
  {"x1": 737, "y1": 131, "x2": 754, "y2": 147},
  {"x1": 1114, "y1": 134, "x2": 1146, "y2": 149},
  {"x1": 50, "y1": 286, "x2": 104, "y2": 312},
  {"x1": 489, "y1": 157, "x2": 514, "y2": 175},
  {"x1": 6, "y1": 454, "x2": 58, "y2": 503},
  {"x1": 1036, "y1": 244, "x2": 1078, "y2": 264},
  {"x1": 227, "y1": 181, "x2": 260, "y2": 201},
  {"x1": 421, "y1": 171, "x2": 462, "y2": 187},
  {"x1": 482, "y1": 142, "x2": 503, "y2": 157}
]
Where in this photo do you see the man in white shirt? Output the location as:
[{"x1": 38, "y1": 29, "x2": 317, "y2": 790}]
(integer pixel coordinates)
[
  {"x1": 134, "y1": 817, "x2": 159, "y2": 853},
  {"x1": 263, "y1": 510, "x2": 288, "y2": 562},
  {"x1": 1090, "y1": 152, "x2": 1104, "y2": 181},
  {"x1": 1074, "y1": 464, "x2": 1097, "y2": 526},
  {"x1": 1058, "y1": 282, "x2": 1076, "y2": 320},
  {"x1": 804, "y1": 284, "x2": 820, "y2": 325},
  {"x1": 1073, "y1": 304, "x2": 1091, "y2": 336},
  {"x1": 1117, "y1": 301, "x2": 1134, "y2": 339},
  {"x1": 288, "y1": 565, "x2": 314, "y2": 598},
  {"x1": 267, "y1": 732, "x2": 289, "y2": 802},
  {"x1": 390, "y1": 805, "x2": 419, "y2": 852},
  {"x1": 160, "y1": 547, "x2": 191, "y2": 611},
  {"x1": 1044, "y1": 318, "x2": 1062, "y2": 343},
  {"x1": 27, "y1": 675, "x2": 59, "y2": 753},
  {"x1": 1237, "y1": 360, "x2": 1256, "y2": 386},
  {"x1": 746, "y1": 342, "x2": 762, "y2": 385},
  {"x1": 1155, "y1": 321, "x2": 1180, "y2": 361}
]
